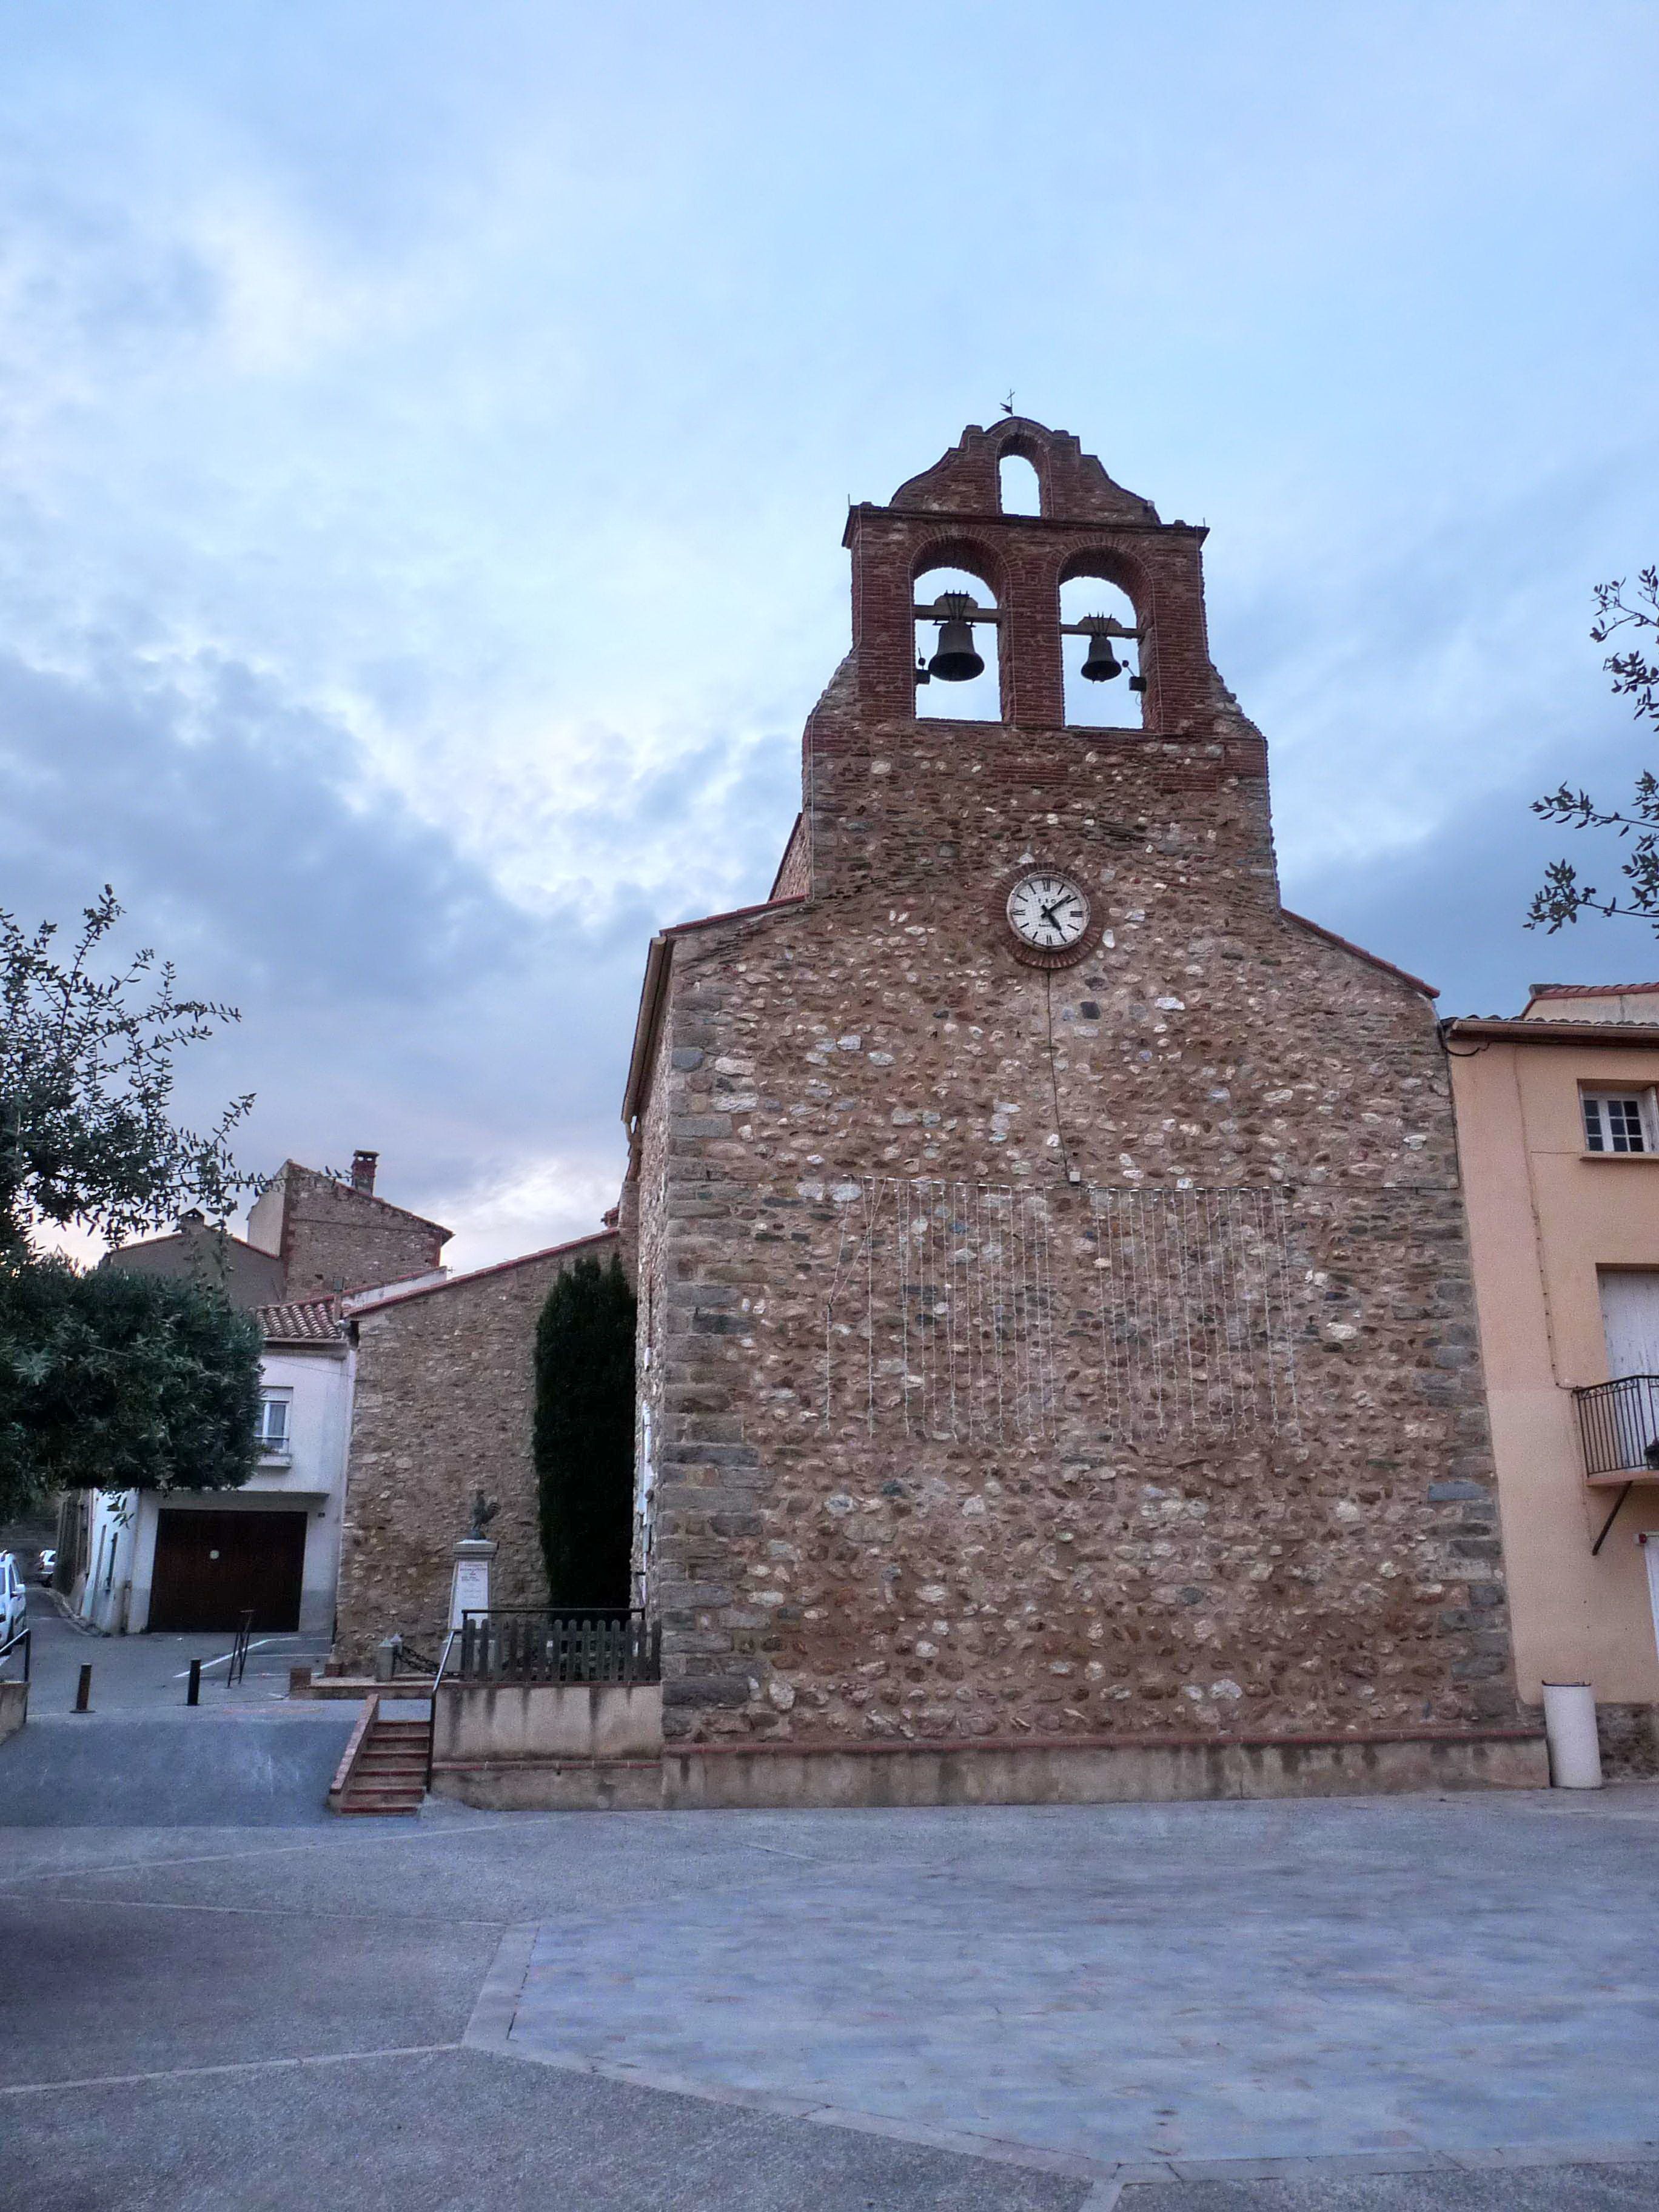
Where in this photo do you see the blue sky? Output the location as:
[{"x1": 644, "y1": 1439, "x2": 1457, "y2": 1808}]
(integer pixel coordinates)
[{"x1": 2, "y1": 2, "x2": 1656, "y2": 1267}]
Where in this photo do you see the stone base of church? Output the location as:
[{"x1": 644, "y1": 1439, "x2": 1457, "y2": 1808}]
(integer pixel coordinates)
[
  {"x1": 429, "y1": 1724, "x2": 1547, "y2": 1811},
  {"x1": 661, "y1": 1726, "x2": 1548, "y2": 1809},
  {"x1": 428, "y1": 1755, "x2": 665, "y2": 1811}
]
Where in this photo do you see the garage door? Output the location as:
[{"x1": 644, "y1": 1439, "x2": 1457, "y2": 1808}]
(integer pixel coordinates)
[{"x1": 147, "y1": 1509, "x2": 307, "y2": 1634}]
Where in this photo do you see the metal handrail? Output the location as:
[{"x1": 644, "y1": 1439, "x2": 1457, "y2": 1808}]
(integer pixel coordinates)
[
  {"x1": 1573, "y1": 1374, "x2": 1659, "y2": 1479},
  {"x1": 224, "y1": 1609, "x2": 255, "y2": 1688},
  {"x1": 424, "y1": 1621, "x2": 463, "y2": 1792}
]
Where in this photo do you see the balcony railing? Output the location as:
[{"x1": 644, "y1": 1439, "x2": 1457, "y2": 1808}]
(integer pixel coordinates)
[
  {"x1": 452, "y1": 1608, "x2": 660, "y2": 1686},
  {"x1": 1574, "y1": 1375, "x2": 1659, "y2": 1481}
]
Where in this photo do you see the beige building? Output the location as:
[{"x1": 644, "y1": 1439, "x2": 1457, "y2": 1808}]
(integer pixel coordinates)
[{"x1": 1448, "y1": 984, "x2": 1659, "y2": 1774}]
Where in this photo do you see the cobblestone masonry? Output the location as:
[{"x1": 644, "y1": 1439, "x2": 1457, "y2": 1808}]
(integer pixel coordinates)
[
  {"x1": 624, "y1": 420, "x2": 1520, "y2": 1749},
  {"x1": 247, "y1": 1161, "x2": 451, "y2": 1300},
  {"x1": 334, "y1": 1233, "x2": 617, "y2": 1665}
]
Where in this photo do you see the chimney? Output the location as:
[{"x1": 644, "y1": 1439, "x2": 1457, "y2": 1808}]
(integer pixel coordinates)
[{"x1": 350, "y1": 1150, "x2": 378, "y2": 1196}]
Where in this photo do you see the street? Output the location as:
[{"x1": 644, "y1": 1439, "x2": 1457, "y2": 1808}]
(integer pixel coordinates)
[
  {"x1": 4, "y1": 1612, "x2": 1659, "y2": 2212},
  {"x1": 12, "y1": 1590, "x2": 333, "y2": 1715}
]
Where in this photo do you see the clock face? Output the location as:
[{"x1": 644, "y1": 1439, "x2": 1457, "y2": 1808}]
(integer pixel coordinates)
[{"x1": 1006, "y1": 870, "x2": 1090, "y2": 953}]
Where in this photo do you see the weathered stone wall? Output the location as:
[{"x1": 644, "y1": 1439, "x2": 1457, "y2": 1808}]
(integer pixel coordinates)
[
  {"x1": 335, "y1": 1232, "x2": 617, "y2": 1664},
  {"x1": 1597, "y1": 1701, "x2": 1659, "y2": 1780},
  {"x1": 769, "y1": 814, "x2": 811, "y2": 900},
  {"x1": 627, "y1": 418, "x2": 1516, "y2": 1754},
  {"x1": 250, "y1": 1164, "x2": 450, "y2": 1300}
]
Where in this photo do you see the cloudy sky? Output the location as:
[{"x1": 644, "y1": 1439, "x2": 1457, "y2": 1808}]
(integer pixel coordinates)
[{"x1": 2, "y1": 2, "x2": 1657, "y2": 1270}]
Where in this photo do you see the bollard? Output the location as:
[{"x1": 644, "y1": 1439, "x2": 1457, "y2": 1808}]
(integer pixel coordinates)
[
  {"x1": 187, "y1": 1658, "x2": 202, "y2": 1707},
  {"x1": 1543, "y1": 1681, "x2": 1603, "y2": 1788},
  {"x1": 73, "y1": 1663, "x2": 92, "y2": 1714}
]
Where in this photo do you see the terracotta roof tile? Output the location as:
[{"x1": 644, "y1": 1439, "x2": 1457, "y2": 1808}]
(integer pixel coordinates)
[
  {"x1": 1528, "y1": 982, "x2": 1659, "y2": 999},
  {"x1": 257, "y1": 1296, "x2": 345, "y2": 1342}
]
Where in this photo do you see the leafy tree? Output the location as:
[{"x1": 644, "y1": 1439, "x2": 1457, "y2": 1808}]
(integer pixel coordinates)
[
  {"x1": 534, "y1": 1255, "x2": 637, "y2": 1609},
  {"x1": 1, "y1": 886, "x2": 253, "y2": 1259},
  {"x1": 0, "y1": 1262, "x2": 262, "y2": 1513},
  {"x1": 0, "y1": 889, "x2": 262, "y2": 1517},
  {"x1": 1529, "y1": 570, "x2": 1659, "y2": 933}
]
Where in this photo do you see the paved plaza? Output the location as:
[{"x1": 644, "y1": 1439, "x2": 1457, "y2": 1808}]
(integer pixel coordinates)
[
  {"x1": 4, "y1": 1607, "x2": 1659, "y2": 2208},
  {"x1": 494, "y1": 1791, "x2": 1659, "y2": 2179}
]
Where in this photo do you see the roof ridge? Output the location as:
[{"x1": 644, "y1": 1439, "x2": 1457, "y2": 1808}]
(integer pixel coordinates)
[
  {"x1": 343, "y1": 1228, "x2": 619, "y2": 1315},
  {"x1": 1278, "y1": 910, "x2": 1438, "y2": 1000},
  {"x1": 1527, "y1": 981, "x2": 1659, "y2": 998}
]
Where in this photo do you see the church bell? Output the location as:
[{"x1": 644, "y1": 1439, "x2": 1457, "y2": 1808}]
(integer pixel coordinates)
[
  {"x1": 1079, "y1": 619, "x2": 1123, "y2": 683},
  {"x1": 927, "y1": 593, "x2": 986, "y2": 683}
]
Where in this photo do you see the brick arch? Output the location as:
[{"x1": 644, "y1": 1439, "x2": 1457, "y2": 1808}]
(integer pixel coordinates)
[
  {"x1": 911, "y1": 534, "x2": 1008, "y2": 603},
  {"x1": 1056, "y1": 542, "x2": 1154, "y2": 628},
  {"x1": 911, "y1": 537, "x2": 1010, "y2": 720},
  {"x1": 992, "y1": 429, "x2": 1047, "y2": 516},
  {"x1": 1054, "y1": 541, "x2": 1185, "y2": 731}
]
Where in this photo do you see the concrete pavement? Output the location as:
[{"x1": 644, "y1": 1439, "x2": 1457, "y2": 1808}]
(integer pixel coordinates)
[
  {"x1": 4, "y1": 1655, "x2": 1659, "y2": 2208},
  {"x1": 13, "y1": 1590, "x2": 333, "y2": 1712}
]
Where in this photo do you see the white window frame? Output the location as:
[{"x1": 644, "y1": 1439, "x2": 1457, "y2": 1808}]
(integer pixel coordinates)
[
  {"x1": 256, "y1": 1390, "x2": 292, "y2": 1455},
  {"x1": 1581, "y1": 1087, "x2": 1659, "y2": 1155}
]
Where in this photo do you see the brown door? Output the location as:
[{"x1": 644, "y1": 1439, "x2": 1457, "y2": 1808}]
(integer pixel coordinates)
[{"x1": 147, "y1": 1509, "x2": 307, "y2": 1633}]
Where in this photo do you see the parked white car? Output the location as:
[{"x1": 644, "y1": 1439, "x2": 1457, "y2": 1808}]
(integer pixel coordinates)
[{"x1": 0, "y1": 1552, "x2": 27, "y2": 1658}]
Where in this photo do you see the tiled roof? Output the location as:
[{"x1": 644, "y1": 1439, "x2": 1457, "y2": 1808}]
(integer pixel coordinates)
[
  {"x1": 257, "y1": 1296, "x2": 345, "y2": 1342},
  {"x1": 1528, "y1": 982, "x2": 1659, "y2": 999}
]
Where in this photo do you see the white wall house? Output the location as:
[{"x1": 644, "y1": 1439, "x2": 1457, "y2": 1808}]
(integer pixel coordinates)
[{"x1": 75, "y1": 1300, "x2": 354, "y2": 1638}]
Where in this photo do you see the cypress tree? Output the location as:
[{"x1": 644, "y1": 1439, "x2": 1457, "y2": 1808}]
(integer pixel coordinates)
[{"x1": 534, "y1": 1253, "x2": 637, "y2": 1609}]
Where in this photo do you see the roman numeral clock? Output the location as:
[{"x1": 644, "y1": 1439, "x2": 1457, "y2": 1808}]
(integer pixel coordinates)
[{"x1": 993, "y1": 862, "x2": 1105, "y2": 970}]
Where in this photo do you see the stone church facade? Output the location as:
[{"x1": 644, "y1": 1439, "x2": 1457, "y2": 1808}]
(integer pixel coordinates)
[{"x1": 618, "y1": 418, "x2": 1535, "y2": 1794}]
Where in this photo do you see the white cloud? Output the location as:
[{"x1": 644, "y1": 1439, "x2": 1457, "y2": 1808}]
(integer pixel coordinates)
[{"x1": 0, "y1": 0, "x2": 1655, "y2": 1261}]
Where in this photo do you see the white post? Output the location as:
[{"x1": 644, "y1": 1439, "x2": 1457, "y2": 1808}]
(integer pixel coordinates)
[
  {"x1": 449, "y1": 1537, "x2": 496, "y2": 1634},
  {"x1": 1541, "y1": 1681, "x2": 1603, "y2": 1789}
]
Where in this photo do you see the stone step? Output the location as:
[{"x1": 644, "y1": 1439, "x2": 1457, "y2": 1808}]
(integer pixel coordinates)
[{"x1": 327, "y1": 1701, "x2": 432, "y2": 1818}]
